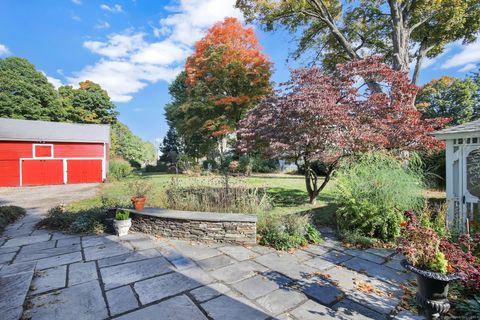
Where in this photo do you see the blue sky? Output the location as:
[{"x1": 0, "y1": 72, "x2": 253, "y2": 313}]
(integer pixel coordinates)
[{"x1": 0, "y1": 0, "x2": 479, "y2": 144}]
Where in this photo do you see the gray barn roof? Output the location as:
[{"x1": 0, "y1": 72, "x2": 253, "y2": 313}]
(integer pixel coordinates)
[
  {"x1": 0, "y1": 118, "x2": 110, "y2": 144},
  {"x1": 434, "y1": 119, "x2": 480, "y2": 140}
]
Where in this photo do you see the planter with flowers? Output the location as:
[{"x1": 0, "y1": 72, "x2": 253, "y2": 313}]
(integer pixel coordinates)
[
  {"x1": 113, "y1": 209, "x2": 131, "y2": 237},
  {"x1": 129, "y1": 179, "x2": 153, "y2": 211},
  {"x1": 398, "y1": 211, "x2": 460, "y2": 319}
]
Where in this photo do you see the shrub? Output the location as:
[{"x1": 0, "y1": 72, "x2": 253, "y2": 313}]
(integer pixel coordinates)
[
  {"x1": 0, "y1": 206, "x2": 26, "y2": 233},
  {"x1": 145, "y1": 162, "x2": 168, "y2": 173},
  {"x1": 252, "y1": 157, "x2": 279, "y2": 173},
  {"x1": 115, "y1": 210, "x2": 130, "y2": 220},
  {"x1": 39, "y1": 205, "x2": 106, "y2": 234},
  {"x1": 165, "y1": 177, "x2": 272, "y2": 214},
  {"x1": 418, "y1": 202, "x2": 448, "y2": 237},
  {"x1": 258, "y1": 213, "x2": 322, "y2": 250},
  {"x1": 333, "y1": 152, "x2": 425, "y2": 242},
  {"x1": 238, "y1": 155, "x2": 253, "y2": 176},
  {"x1": 456, "y1": 295, "x2": 480, "y2": 318},
  {"x1": 109, "y1": 158, "x2": 133, "y2": 181},
  {"x1": 100, "y1": 189, "x2": 131, "y2": 208},
  {"x1": 397, "y1": 211, "x2": 448, "y2": 273}
]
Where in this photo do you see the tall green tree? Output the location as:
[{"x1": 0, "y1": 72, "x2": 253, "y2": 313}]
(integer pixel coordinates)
[
  {"x1": 0, "y1": 57, "x2": 64, "y2": 120},
  {"x1": 416, "y1": 76, "x2": 479, "y2": 125},
  {"x1": 59, "y1": 80, "x2": 118, "y2": 124},
  {"x1": 110, "y1": 122, "x2": 156, "y2": 166},
  {"x1": 236, "y1": 0, "x2": 480, "y2": 85}
]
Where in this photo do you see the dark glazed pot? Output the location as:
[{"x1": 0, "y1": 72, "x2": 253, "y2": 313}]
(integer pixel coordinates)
[{"x1": 401, "y1": 260, "x2": 460, "y2": 319}]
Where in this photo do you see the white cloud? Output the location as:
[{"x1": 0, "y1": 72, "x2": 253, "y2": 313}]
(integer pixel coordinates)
[
  {"x1": 71, "y1": 0, "x2": 81, "y2": 4},
  {"x1": 459, "y1": 63, "x2": 477, "y2": 73},
  {"x1": 71, "y1": 14, "x2": 81, "y2": 22},
  {"x1": 95, "y1": 21, "x2": 111, "y2": 29},
  {"x1": 160, "y1": 0, "x2": 243, "y2": 46},
  {"x1": 84, "y1": 33, "x2": 145, "y2": 59},
  {"x1": 70, "y1": 0, "x2": 241, "y2": 103},
  {"x1": 41, "y1": 71, "x2": 63, "y2": 89},
  {"x1": 100, "y1": 4, "x2": 123, "y2": 13},
  {"x1": 0, "y1": 44, "x2": 10, "y2": 56},
  {"x1": 442, "y1": 39, "x2": 480, "y2": 70}
]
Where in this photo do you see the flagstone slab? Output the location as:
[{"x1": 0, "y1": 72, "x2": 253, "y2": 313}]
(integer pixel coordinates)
[
  {"x1": 82, "y1": 235, "x2": 121, "y2": 247},
  {"x1": 290, "y1": 300, "x2": 339, "y2": 320},
  {"x1": 332, "y1": 298, "x2": 384, "y2": 320},
  {"x1": 254, "y1": 253, "x2": 317, "y2": 280},
  {"x1": 0, "y1": 261, "x2": 36, "y2": 277},
  {"x1": 35, "y1": 251, "x2": 83, "y2": 270},
  {"x1": 210, "y1": 260, "x2": 268, "y2": 284},
  {"x1": 68, "y1": 261, "x2": 97, "y2": 286},
  {"x1": 106, "y1": 285, "x2": 139, "y2": 316},
  {"x1": 179, "y1": 266, "x2": 215, "y2": 285},
  {"x1": 20, "y1": 240, "x2": 56, "y2": 252},
  {"x1": 16, "y1": 244, "x2": 81, "y2": 262},
  {"x1": 256, "y1": 288, "x2": 307, "y2": 315},
  {"x1": 304, "y1": 256, "x2": 336, "y2": 271},
  {"x1": 197, "y1": 254, "x2": 236, "y2": 271},
  {"x1": 168, "y1": 255, "x2": 197, "y2": 270},
  {"x1": 4, "y1": 306, "x2": 23, "y2": 320},
  {"x1": 84, "y1": 242, "x2": 133, "y2": 261},
  {"x1": 169, "y1": 241, "x2": 221, "y2": 261},
  {"x1": 190, "y1": 282, "x2": 231, "y2": 303},
  {"x1": 29, "y1": 280, "x2": 108, "y2": 320},
  {"x1": 232, "y1": 274, "x2": 282, "y2": 300},
  {"x1": 56, "y1": 236, "x2": 81, "y2": 248},
  {"x1": 0, "y1": 272, "x2": 33, "y2": 312},
  {"x1": 31, "y1": 265, "x2": 66, "y2": 295},
  {"x1": 304, "y1": 245, "x2": 330, "y2": 256},
  {"x1": 343, "y1": 249, "x2": 385, "y2": 264},
  {"x1": 97, "y1": 248, "x2": 161, "y2": 268},
  {"x1": 218, "y1": 245, "x2": 258, "y2": 261},
  {"x1": 115, "y1": 295, "x2": 207, "y2": 320},
  {"x1": 134, "y1": 271, "x2": 202, "y2": 305},
  {"x1": 101, "y1": 256, "x2": 172, "y2": 290},
  {"x1": 0, "y1": 245, "x2": 20, "y2": 254},
  {"x1": 320, "y1": 250, "x2": 354, "y2": 264},
  {"x1": 299, "y1": 277, "x2": 344, "y2": 305},
  {"x1": 0, "y1": 252, "x2": 16, "y2": 263},
  {"x1": 342, "y1": 257, "x2": 411, "y2": 285},
  {"x1": 201, "y1": 294, "x2": 269, "y2": 320},
  {"x1": 2, "y1": 234, "x2": 50, "y2": 248},
  {"x1": 365, "y1": 248, "x2": 395, "y2": 258}
]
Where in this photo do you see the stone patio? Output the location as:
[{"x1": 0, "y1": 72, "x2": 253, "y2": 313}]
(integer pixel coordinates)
[{"x1": 0, "y1": 186, "x2": 424, "y2": 320}]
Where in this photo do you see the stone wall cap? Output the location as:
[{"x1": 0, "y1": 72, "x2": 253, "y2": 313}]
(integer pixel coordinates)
[{"x1": 121, "y1": 208, "x2": 258, "y2": 223}]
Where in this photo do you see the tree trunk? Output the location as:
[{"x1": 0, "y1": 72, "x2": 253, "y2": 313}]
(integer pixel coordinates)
[
  {"x1": 305, "y1": 166, "x2": 319, "y2": 205},
  {"x1": 389, "y1": 0, "x2": 410, "y2": 74},
  {"x1": 412, "y1": 41, "x2": 432, "y2": 85}
]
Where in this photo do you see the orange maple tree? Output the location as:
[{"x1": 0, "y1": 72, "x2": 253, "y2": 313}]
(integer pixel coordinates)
[{"x1": 185, "y1": 17, "x2": 272, "y2": 137}]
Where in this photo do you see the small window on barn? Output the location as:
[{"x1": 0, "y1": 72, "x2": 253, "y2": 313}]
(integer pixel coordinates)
[{"x1": 34, "y1": 144, "x2": 53, "y2": 158}]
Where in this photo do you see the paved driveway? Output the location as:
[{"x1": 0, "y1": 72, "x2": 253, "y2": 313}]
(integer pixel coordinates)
[{"x1": 0, "y1": 186, "x2": 420, "y2": 320}]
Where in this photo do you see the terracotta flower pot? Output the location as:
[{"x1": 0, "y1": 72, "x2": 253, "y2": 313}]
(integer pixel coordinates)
[
  {"x1": 401, "y1": 260, "x2": 460, "y2": 319},
  {"x1": 131, "y1": 196, "x2": 146, "y2": 211}
]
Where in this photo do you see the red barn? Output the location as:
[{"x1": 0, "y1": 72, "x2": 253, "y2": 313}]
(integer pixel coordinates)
[{"x1": 0, "y1": 118, "x2": 110, "y2": 187}]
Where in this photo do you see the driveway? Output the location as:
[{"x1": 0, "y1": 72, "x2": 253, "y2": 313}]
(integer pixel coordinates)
[{"x1": 0, "y1": 186, "x2": 421, "y2": 320}]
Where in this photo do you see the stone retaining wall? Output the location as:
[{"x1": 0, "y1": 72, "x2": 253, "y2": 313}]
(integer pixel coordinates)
[{"x1": 125, "y1": 208, "x2": 257, "y2": 244}]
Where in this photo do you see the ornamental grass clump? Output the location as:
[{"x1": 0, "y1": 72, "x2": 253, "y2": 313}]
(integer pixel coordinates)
[{"x1": 333, "y1": 152, "x2": 425, "y2": 242}]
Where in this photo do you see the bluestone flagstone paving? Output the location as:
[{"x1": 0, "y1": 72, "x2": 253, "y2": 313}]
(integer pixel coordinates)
[{"x1": 0, "y1": 185, "x2": 423, "y2": 320}]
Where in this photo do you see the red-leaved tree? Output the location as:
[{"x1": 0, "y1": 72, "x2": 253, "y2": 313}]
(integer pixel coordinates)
[{"x1": 238, "y1": 57, "x2": 449, "y2": 204}]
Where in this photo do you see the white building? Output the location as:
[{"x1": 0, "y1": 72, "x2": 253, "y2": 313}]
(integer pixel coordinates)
[{"x1": 434, "y1": 119, "x2": 480, "y2": 232}]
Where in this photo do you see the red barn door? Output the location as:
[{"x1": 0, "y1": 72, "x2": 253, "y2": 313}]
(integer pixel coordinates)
[
  {"x1": 22, "y1": 160, "x2": 64, "y2": 186},
  {"x1": 67, "y1": 160, "x2": 102, "y2": 183}
]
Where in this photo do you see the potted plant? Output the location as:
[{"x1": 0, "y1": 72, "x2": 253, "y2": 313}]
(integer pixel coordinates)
[
  {"x1": 113, "y1": 210, "x2": 131, "y2": 237},
  {"x1": 398, "y1": 211, "x2": 460, "y2": 319},
  {"x1": 128, "y1": 179, "x2": 152, "y2": 211}
]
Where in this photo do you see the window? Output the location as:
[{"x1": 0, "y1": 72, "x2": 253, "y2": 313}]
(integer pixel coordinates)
[{"x1": 33, "y1": 144, "x2": 53, "y2": 158}]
